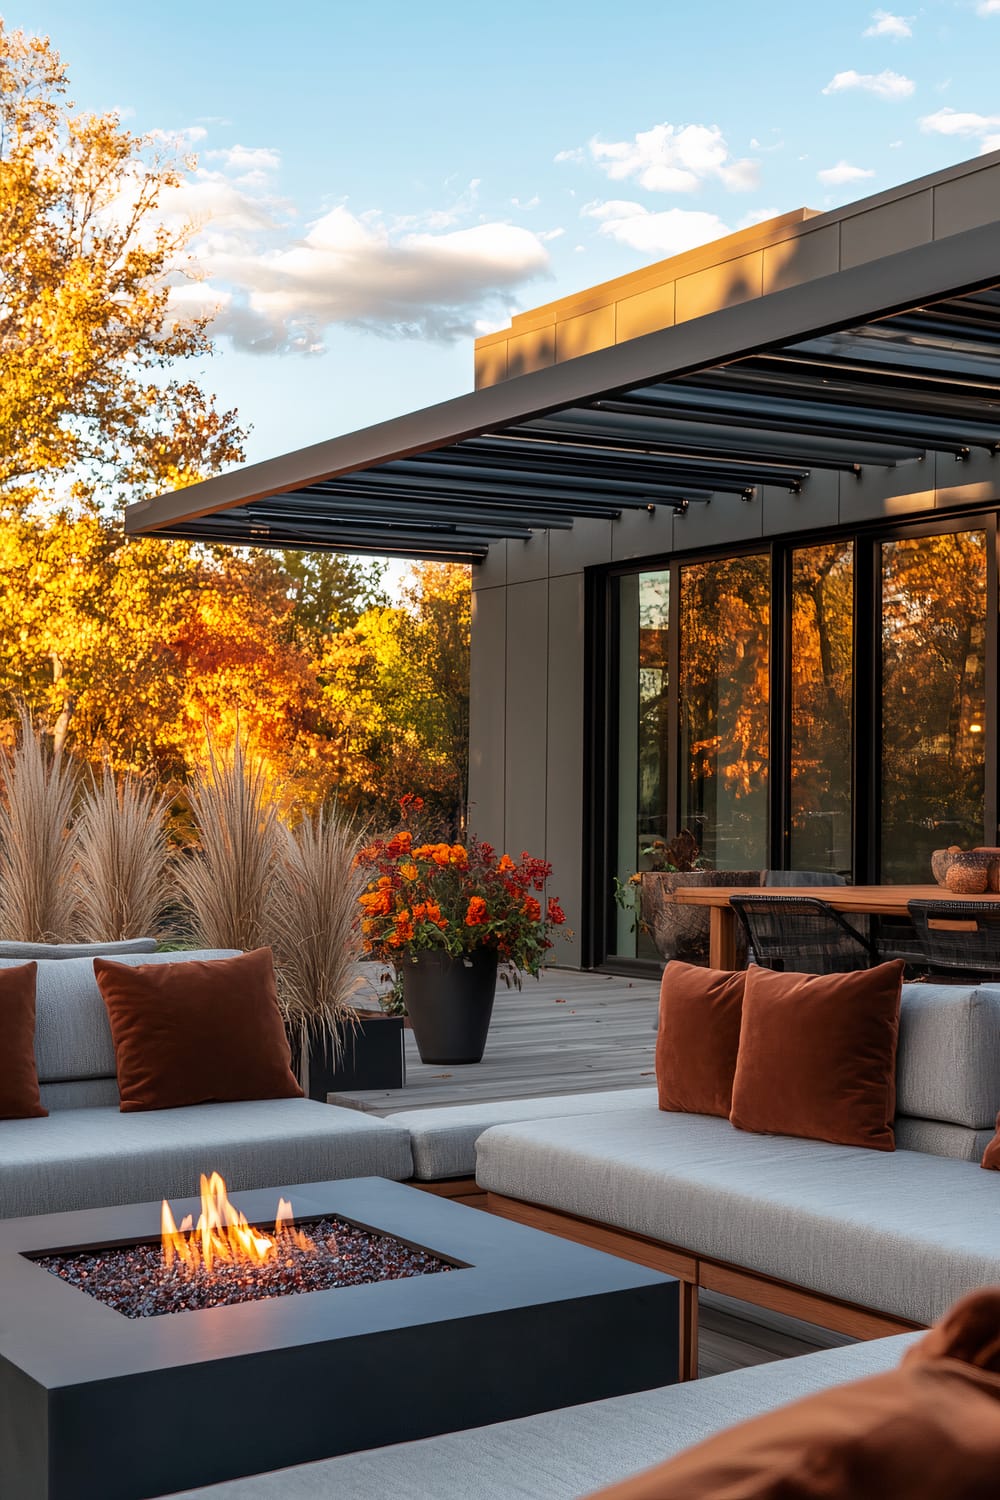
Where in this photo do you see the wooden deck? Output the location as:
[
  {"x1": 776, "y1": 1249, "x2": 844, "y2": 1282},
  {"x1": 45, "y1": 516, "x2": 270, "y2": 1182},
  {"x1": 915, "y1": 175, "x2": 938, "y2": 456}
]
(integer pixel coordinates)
[
  {"x1": 335, "y1": 965, "x2": 662, "y2": 1115},
  {"x1": 337, "y1": 964, "x2": 854, "y2": 1377}
]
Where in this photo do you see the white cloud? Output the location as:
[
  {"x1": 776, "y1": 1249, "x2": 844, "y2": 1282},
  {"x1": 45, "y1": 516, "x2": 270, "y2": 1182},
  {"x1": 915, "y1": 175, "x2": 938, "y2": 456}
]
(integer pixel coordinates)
[
  {"x1": 563, "y1": 122, "x2": 759, "y2": 194},
  {"x1": 919, "y1": 108, "x2": 1000, "y2": 155},
  {"x1": 205, "y1": 145, "x2": 282, "y2": 187},
  {"x1": 920, "y1": 106, "x2": 1000, "y2": 136},
  {"x1": 863, "y1": 10, "x2": 912, "y2": 38},
  {"x1": 554, "y1": 147, "x2": 585, "y2": 164},
  {"x1": 822, "y1": 69, "x2": 915, "y2": 99},
  {"x1": 181, "y1": 206, "x2": 552, "y2": 351},
  {"x1": 582, "y1": 200, "x2": 731, "y2": 257},
  {"x1": 149, "y1": 125, "x2": 208, "y2": 146},
  {"x1": 817, "y1": 160, "x2": 876, "y2": 185},
  {"x1": 977, "y1": 0, "x2": 1000, "y2": 14}
]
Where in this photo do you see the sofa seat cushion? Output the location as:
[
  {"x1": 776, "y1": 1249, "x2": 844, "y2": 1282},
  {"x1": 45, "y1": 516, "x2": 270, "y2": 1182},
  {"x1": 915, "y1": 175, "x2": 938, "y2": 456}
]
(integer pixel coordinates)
[
  {"x1": 475, "y1": 1108, "x2": 1000, "y2": 1327},
  {"x1": 173, "y1": 1335, "x2": 919, "y2": 1500},
  {"x1": 0, "y1": 1099, "x2": 412, "y2": 1218},
  {"x1": 391, "y1": 1088, "x2": 657, "y2": 1181}
]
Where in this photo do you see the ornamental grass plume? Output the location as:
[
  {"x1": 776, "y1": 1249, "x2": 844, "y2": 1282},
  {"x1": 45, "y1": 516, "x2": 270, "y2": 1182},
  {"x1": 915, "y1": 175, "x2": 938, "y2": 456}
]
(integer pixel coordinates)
[
  {"x1": 71, "y1": 763, "x2": 170, "y2": 941},
  {"x1": 272, "y1": 806, "x2": 368, "y2": 1069},
  {"x1": 0, "y1": 707, "x2": 78, "y2": 942},
  {"x1": 177, "y1": 730, "x2": 281, "y2": 953}
]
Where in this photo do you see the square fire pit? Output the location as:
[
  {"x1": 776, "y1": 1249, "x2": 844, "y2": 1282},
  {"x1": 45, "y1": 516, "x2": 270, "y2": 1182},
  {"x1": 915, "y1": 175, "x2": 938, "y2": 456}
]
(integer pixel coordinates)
[{"x1": 0, "y1": 1177, "x2": 678, "y2": 1500}]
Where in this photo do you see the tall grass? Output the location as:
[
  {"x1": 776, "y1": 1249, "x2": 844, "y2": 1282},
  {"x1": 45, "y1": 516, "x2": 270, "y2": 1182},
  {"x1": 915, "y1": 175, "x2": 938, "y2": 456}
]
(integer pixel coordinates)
[
  {"x1": 273, "y1": 809, "x2": 367, "y2": 1067},
  {"x1": 0, "y1": 708, "x2": 78, "y2": 942},
  {"x1": 176, "y1": 732, "x2": 281, "y2": 952},
  {"x1": 72, "y1": 765, "x2": 170, "y2": 941}
]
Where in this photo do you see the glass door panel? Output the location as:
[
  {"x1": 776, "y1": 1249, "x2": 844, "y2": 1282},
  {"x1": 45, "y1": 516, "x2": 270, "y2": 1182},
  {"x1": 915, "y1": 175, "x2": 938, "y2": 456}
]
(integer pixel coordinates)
[
  {"x1": 679, "y1": 555, "x2": 770, "y2": 870},
  {"x1": 613, "y1": 570, "x2": 669, "y2": 957},
  {"x1": 789, "y1": 542, "x2": 854, "y2": 877},
  {"x1": 880, "y1": 530, "x2": 987, "y2": 882}
]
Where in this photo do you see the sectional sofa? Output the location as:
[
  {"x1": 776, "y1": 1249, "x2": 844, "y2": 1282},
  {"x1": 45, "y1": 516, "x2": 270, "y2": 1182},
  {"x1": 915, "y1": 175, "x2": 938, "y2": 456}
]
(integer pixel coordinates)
[{"x1": 4, "y1": 953, "x2": 1000, "y2": 1497}]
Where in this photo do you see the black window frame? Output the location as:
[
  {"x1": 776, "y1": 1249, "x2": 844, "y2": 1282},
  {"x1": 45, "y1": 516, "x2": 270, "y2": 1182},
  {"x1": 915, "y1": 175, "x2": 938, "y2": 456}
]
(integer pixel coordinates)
[{"x1": 587, "y1": 506, "x2": 1000, "y2": 973}]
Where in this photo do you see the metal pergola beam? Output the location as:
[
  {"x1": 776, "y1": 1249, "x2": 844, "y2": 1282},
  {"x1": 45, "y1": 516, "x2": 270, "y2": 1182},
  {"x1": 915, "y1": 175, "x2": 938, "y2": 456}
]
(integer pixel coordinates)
[{"x1": 125, "y1": 219, "x2": 1000, "y2": 543}]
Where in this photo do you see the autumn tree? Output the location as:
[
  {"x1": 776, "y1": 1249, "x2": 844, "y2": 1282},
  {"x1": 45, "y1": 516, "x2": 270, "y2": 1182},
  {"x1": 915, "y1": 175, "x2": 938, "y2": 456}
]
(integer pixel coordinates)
[
  {"x1": 0, "y1": 23, "x2": 472, "y2": 825},
  {"x1": 0, "y1": 22, "x2": 243, "y2": 505},
  {"x1": 317, "y1": 564, "x2": 471, "y2": 830}
]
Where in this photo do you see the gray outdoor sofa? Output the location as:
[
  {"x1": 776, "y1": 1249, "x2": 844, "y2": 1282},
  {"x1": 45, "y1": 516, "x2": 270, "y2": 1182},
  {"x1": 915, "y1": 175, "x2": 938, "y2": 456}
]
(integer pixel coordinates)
[
  {"x1": 5, "y1": 957, "x2": 1000, "y2": 1496},
  {"x1": 0, "y1": 947, "x2": 412, "y2": 1220},
  {"x1": 176, "y1": 1331, "x2": 919, "y2": 1499}
]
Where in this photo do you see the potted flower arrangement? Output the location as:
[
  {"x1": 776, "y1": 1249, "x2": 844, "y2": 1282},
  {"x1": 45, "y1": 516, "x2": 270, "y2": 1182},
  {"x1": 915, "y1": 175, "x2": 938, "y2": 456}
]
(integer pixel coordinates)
[{"x1": 356, "y1": 799, "x2": 566, "y2": 1064}]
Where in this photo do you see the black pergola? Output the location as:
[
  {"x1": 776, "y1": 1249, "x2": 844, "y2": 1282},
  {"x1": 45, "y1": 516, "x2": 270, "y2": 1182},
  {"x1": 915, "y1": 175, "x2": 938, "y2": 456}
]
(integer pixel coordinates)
[{"x1": 126, "y1": 221, "x2": 1000, "y2": 564}]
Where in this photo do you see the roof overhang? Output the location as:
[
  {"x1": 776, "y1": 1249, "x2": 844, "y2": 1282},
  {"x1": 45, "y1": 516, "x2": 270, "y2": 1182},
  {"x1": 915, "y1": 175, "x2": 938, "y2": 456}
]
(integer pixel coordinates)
[{"x1": 126, "y1": 220, "x2": 1000, "y2": 564}]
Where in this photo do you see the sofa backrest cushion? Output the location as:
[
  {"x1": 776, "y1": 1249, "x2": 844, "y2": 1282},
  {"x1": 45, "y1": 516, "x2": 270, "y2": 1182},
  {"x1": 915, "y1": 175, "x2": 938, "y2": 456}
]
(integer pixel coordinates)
[
  {"x1": 656, "y1": 962, "x2": 746, "y2": 1118},
  {"x1": 0, "y1": 950, "x2": 240, "y2": 1084},
  {"x1": 0, "y1": 962, "x2": 46, "y2": 1119},
  {"x1": 896, "y1": 984, "x2": 1000, "y2": 1131},
  {"x1": 0, "y1": 939, "x2": 157, "y2": 960},
  {"x1": 93, "y1": 947, "x2": 302, "y2": 1112},
  {"x1": 730, "y1": 961, "x2": 902, "y2": 1152}
]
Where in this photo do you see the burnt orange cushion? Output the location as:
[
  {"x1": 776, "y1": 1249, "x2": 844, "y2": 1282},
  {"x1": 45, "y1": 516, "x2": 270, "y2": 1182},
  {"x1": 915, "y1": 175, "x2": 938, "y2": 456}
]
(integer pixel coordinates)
[
  {"x1": 656, "y1": 962, "x2": 746, "y2": 1117},
  {"x1": 980, "y1": 1115, "x2": 1000, "y2": 1170},
  {"x1": 0, "y1": 961, "x2": 45, "y2": 1119},
  {"x1": 729, "y1": 960, "x2": 903, "y2": 1150},
  {"x1": 93, "y1": 948, "x2": 302, "y2": 1112},
  {"x1": 584, "y1": 1288, "x2": 1000, "y2": 1499}
]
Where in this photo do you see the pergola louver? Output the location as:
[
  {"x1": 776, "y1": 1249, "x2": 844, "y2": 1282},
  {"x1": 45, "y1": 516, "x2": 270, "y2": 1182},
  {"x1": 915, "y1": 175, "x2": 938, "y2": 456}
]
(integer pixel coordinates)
[{"x1": 126, "y1": 220, "x2": 1000, "y2": 565}]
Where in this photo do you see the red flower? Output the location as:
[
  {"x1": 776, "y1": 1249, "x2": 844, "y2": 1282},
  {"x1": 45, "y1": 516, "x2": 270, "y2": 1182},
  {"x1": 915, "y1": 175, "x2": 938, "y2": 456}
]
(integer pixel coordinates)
[
  {"x1": 547, "y1": 897, "x2": 566, "y2": 926},
  {"x1": 465, "y1": 896, "x2": 488, "y2": 927},
  {"x1": 523, "y1": 895, "x2": 541, "y2": 923}
]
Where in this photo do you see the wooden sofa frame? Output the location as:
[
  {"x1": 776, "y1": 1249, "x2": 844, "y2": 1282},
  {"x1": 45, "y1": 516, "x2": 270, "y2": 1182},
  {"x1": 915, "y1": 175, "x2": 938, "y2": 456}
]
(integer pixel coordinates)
[{"x1": 416, "y1": 1178, "x2": 923, "y2": 1382}]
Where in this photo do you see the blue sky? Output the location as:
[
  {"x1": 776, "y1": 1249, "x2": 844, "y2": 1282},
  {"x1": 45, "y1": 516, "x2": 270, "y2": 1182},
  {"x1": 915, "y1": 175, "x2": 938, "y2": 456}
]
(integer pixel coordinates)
[{"x1": 13, "y1": 0, "x2": 1000, "y2": 469}]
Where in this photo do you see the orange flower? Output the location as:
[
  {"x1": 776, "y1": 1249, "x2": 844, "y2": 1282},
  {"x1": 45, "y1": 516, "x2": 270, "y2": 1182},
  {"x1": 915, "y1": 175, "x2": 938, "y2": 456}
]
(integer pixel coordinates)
[
  {"x1": 498, "y1": 854, "x2": 515, "y2": 874},
  {"x1": 523, "y1": 895, "x2": 541, "y2": 923},
  {"x1": 449, "y1": 844, "x2": 469, "y2": 867},
  {"x1": 400, "y1": 862, "x2": 419, "y2": 881},
  {"x1": 431, "y1": 846, "x2": 450, "y2": 866},
  {"x1": 465, "y1": 896, "x2": 488, "y2": 927},
  {"x1": 359, "y1": 888, "x2": 392, "y2": 916}
]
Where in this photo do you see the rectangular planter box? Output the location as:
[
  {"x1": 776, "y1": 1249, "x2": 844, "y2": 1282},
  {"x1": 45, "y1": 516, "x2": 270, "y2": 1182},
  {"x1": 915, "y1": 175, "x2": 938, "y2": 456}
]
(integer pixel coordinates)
[{"x1": 306, "y1": 1011, "x2": 406, "y2": 1097}]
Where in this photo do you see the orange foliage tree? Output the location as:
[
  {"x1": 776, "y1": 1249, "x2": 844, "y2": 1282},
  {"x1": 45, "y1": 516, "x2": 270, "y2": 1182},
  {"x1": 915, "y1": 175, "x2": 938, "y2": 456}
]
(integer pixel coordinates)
[{"x1": 0, "y1": 22, "x2": 472, "y2": 827}]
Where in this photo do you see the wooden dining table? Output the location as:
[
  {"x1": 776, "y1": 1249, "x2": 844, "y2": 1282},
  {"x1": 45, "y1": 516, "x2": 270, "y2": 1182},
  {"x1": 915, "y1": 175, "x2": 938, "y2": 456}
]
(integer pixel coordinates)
[{"x1": 666, "y1": 884, "x2": 1000, "y2": 970}]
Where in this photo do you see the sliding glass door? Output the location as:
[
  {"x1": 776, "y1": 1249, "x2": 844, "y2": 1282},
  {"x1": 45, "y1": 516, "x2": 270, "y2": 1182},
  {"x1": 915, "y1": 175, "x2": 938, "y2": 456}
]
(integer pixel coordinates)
[{"x1": 603, "y1": 516, "x2": 995, "y2": 965}]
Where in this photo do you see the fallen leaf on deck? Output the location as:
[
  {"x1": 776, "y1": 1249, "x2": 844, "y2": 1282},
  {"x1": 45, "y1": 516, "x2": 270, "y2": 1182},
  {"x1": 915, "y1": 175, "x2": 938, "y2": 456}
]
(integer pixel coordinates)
[{"x1": 555, "y1": 997, "x2": 567, "y2": 1004}]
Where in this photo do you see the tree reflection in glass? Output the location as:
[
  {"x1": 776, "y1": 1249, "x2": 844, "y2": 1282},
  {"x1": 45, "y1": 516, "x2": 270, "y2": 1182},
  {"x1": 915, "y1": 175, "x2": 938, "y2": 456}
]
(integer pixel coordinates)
[
  {"x1": 881, "y1": 531, "x2": 987, "y2": 882},
  {"x1": 680, "y1": 555, "x2": 770, "y2": 869},
  {"x1": 790, "y1": 543, "x2": 854, "y2": 876}
]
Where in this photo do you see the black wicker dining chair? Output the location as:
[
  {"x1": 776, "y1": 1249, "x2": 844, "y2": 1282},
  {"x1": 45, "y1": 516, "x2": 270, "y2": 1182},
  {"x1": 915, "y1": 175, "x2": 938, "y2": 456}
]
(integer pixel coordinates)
[
  {"x1": 729, "y1": 895, "x2": 880, "y2": 975},
  {"x1": 906, "y1": 899, "x2": 1000, "y2": 982}
]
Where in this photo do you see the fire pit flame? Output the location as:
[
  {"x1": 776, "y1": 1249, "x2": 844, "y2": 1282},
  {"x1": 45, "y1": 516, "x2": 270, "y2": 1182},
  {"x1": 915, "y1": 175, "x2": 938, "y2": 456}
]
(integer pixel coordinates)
[{"x1": 160, "y1": 1173, "x2": 328, "y2": 1274}]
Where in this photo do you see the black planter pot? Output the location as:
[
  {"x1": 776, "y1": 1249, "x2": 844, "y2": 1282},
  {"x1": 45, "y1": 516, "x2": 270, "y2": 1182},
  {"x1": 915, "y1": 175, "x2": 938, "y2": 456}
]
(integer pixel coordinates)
[
  {"x1": 303, "y1": 1012, "x2": 406, "y2": 1100},
  {"x1": 401, "y1": 948, "x2": 499, "y2": 1065}
]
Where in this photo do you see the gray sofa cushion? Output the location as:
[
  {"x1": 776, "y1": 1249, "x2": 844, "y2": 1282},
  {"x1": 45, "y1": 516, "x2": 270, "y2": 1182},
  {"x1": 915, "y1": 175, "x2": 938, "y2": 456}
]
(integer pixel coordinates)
[
  {"x1": 0, "y1": 948, "x2": 241, "y2": 1083},
  {"x1": 392, "y1": 1087, "x2": 658, "y2": 1180},
  {"x1": 0, "y1": 1099, "x2": 412, "y2": 1218},
  {"x1": 896, "y1": 982, "x2": 1000, "y2": 1129},
  {"x1": 174, "y1": 1333, "x2": 918, "y2": 1500},
  {"x1": 475, "y1": 1107, "x2": 1000, "y2": 1327},
  {"x1": 0, "y1": 938, "x2": 158, "y2": 960},
  {"x1": 38, "y1": 1078, "x2": 120, "y2": 1111},
  {"x1": 894, "y1": 1114, "x2": 996, "y2": 1161}
]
